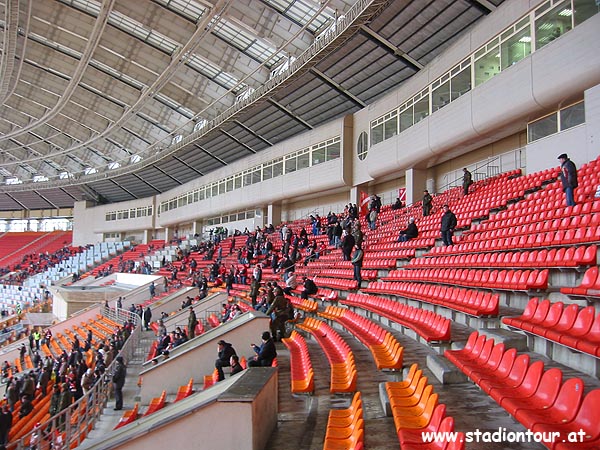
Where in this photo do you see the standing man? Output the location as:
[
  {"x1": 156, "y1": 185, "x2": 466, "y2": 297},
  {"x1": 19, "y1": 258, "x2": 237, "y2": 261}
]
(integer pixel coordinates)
[
  {"x1": 149, "y1": 281, "x2": 156, "y2": 298},
  {"x1": 187, "y1": 307, "x2": 198, "y2": 340},
  {"x1": 422, "y1": 190, "x2": 433, "y2": 217},
  {"x1": 558, "y1": 153, "x2": 578, "y2": 206},
  {"x1": 143, "y1": 306, "x2": 152, "y2": 331},
  {"x1": 440, "y1": 204, "x2": 457, "y2": 246},
  {"x1": 462, "y1": 168, "x2": 473, "y2": 196},
  {"x1": 112, "y1": 356, "x2": 126, "y2": 411},
  {"x1": 351, "y1": 245, "x2": 364, "y2": 288},
  {"x1": 0, "y1": 404, "x2": 12, "y2": 450}
]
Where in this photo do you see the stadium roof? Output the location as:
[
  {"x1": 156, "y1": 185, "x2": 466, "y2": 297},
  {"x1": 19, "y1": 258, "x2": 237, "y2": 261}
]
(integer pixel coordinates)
[{"x1": 0, "y1": 0, "x2": 502, "y2": 210}]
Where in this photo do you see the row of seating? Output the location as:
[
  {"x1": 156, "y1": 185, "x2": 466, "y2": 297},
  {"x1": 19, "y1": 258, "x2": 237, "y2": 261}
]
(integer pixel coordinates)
[
  {"x1": 313, "y1": 276, "x2": 358, "y2": 291},
  {"x1": 115, "y1": 403, "x2": 139, "y2": 429},
  {"x1": 387, "y1": 364, "x2": 464, "y2": 450},
  {"x1": 444, "y1": 332, "x2": 599, "y2": 449},
  {"x1": 410, "y1": 245, "x2": 597, "y2": 270},
  {"x1": 318, "y1": 306, "x2": 403, "y2": 370},
  {"x1": 383, "y1": 268, "x2": 549, "y2": 291},
  {"x1": 364, "y1": 237, "x2": 436, "y2": 252},
  {"x1": 560, "y1": 266, "x2": 600, "y2": 300},
  {"x1": 285, "y1": 295, "x2": 318, "y2": 313},
  {"x1": 323, "y1": 391, "x2": 364, "y2": 450},
  {"x1": 503, "y1": 298, "x2": 600, "y2": 357},
  {"x1": 470, "y1": 203, "x2": 600, "y2": 235},
  {"x1": 341, "y1": 293, "x2": 451, "y2": 342},
  {"x1": 296, "y1": 318, "x2": 357, "y2": 393},
  {"x1": 460, "y1": 214, "x2": 600, "y2": 244},
  {"x1": 295, "y1": 267, "x2": 378, "y2": 281},
  {"x1": 174, "y1": 378, "x2": 194, "y2": 402},
  {"x1": 281, "y1": 331, "x2": 314, "y2": 394},
  {"x1": 427, "y1": 226, "x2": 600, "y2": 256},
  {"x1": 364, "y1": 281, "x2": 499, "y2": 317}
]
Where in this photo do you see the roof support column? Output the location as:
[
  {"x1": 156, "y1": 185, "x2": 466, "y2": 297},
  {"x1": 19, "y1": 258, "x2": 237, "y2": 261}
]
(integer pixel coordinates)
[
  {"x1": 405, "y1": 168, "x2": 428, "y2": 207},
  {"x1": 191, "y1": 221, "x2": 203, "y2": 238},
  {"x1": 267, "y1": 203, "x2": 282, "y2": 228}
]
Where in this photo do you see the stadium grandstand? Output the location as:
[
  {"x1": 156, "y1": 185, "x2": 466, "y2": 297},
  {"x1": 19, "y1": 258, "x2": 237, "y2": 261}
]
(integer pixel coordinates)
[{"x1": 0, "y1": 0, "x2": 599, "y2": 449}]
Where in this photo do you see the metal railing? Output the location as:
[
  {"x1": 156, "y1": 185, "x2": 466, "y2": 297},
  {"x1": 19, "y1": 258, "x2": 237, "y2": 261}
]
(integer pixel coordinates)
[{"x1": 7, "y1": 308, "x2": 140, "y2": 450}]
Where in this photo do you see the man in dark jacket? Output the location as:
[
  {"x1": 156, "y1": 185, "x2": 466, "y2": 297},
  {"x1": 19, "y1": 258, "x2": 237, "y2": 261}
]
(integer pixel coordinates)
[
  {"x1": 462, "y1": 168, "x2": 473, "y2": 196},
  {"x1": 558, "y1": 153, "x2": 578, "y2": 206},
  {"x1": 248, "y1": 332, "x2": 277, "y2": 367},
  {"x1": 0, "y1": 404, "x2": 12, "y2": 449},
  {"x1": 422, "y1": 190, "x2": 433, "y2": 216},
  {"x1": 398, "y1": 218, "x2": 418, "y2": 242},
  {"x1": 300, "y1": 277, "x2": 318, "y2": 300},
  {"x1": 351, "y1": 245, "x2": 364, "y2": 287},
  {"x1": 143, "y1": 306, "x2": 152, "y2": 331},
  {"x1": 112, "y1": 356, "x2": 126, "y2": 410},
  {"x1": 188, "y1": 307, "x2": 198, "y2": 340},
  {"x1": 215, "y1": 340, "x2": 237, "y2": 381},
  {"x1": 440, "y1": 205, "x2": 458, "y2": 246}
]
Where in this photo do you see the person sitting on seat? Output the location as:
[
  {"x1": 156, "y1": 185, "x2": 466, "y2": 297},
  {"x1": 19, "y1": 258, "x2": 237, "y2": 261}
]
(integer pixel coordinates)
[
  {"x1": 300, "y1": 276, "x2": 318, "y2": 300},
  {"x1": 391, "y1": 197, "x2": 404, "y2": 210},
  {"x1": 248, "y1": 332, "x2": 277, "y2": 367},
  {"x1": 215, "y1": 340, "x2": 237, "y2": 381},
  {"x1": 397, "y1": 218, "x2": 418, "y2": 242}
]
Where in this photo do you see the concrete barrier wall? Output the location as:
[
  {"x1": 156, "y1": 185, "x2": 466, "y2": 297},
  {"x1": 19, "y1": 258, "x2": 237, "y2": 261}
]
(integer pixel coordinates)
[{"x1": 139, "y1": 312, "x2": 271, "y2": 401}]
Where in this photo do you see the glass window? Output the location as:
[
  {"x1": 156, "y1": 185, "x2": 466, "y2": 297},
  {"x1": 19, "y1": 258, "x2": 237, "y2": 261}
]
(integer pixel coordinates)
[
  {"x1": 234, "y1": 174, "x2": 242, "y2": 189},
  {"x1": 371, "y1": 123, "x2": 384, "y2": 146},
  {"x1": 384, "y1": 115, "x2": 398, "y2": 139},
  {"x1": 263, "y1": 164, "x2": 273, "y2": 180},
  {"x1": 451, "y1": 67, "x2": 471, "y2": 101},
  {"x1": 560, "y1": 102, "x2": 585, "y2": 130},
  {"x1": 211, "y1": 184, "x2": 218, "y2": 196},
  {"x1": 237, "y1": 212, "x2": 245, "y2": 220},
  {"x1": 105, "y1": 214, "x2": 111, "y2": 221},
  {"x1": 193, "y1": 190, "x2": 199, "y2": 202},
  {"x1": 528, "y1": 113, "x2": 558, "y2": 142},
  {"x1": 535, "y1": 2, "x2": 572, "y2": 50},
  {"x1": 399, "y1": 105, "x2": 413, "y2": 132},
  {"x1": 501, "y1": 27, "x2": 532, "y2": 70},
  {"x1": 432, "y1": 80, "x2": 450, "y2": 112},
  {"x1": 357, "y1": 132, "x2": 368, "y2": 160},
  {"x1": 326, "y1": 142, "x2": 340, "y2": 161},
  {"x1": 252, "y1": 168, "x2": 262, "y2": 184},
  {"x1": 312, "y1": 146, "x2": 325, "y2": 165},
  {"x1": 219, "y1": 180, "x2": 226, "y2": 194},
  {"x1": 475, "y1": 46, "x2": 500, "y2": 86},
  {"x1": 574, "y1": 0, "x2": 598, "y2": 25},
  {"x1": 226, "y1": 177, "x2": 234, "y2": 191},
  {"x1": 414, "y1": 96, "x2": 429, "y2": 124},
  {"x1": 285, "y1": 156, "x2": 297, "y2": 173},
  {"x1": 273, "y1": 159, "x2": 283, "y2": 177},
  {"x1": 199, "y1": 188, "x2": 205, "y2": 200},
  {"x1": 243, "y1": 171, "x2": 252, "y2": 186},
  {"x1": 298, "y1": 151, "x2": 310, "y2": 169}
]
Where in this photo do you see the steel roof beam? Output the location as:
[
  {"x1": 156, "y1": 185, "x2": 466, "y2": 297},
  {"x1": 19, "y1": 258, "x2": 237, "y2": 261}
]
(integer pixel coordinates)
[
  {"x1": 359, "y1": 25, "x2": 424, "y2": 71},
  {"x1": 194, "y1": 144, "x2": 228, "y2": 166},
  {"x1": 310, "y1": 67, "x2": 366, "y2": 108},
  {"x1": 233, "y1": 120, "x2": 273, "y2": 146},
  {"x1": 219, "y1": 129, "x2": 257, "y2": 154},
  {"x1": 267, "y1": 98, "x2": 313, "y2": 130}
]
